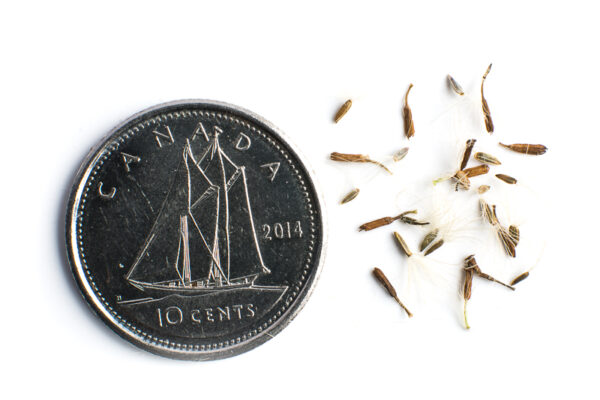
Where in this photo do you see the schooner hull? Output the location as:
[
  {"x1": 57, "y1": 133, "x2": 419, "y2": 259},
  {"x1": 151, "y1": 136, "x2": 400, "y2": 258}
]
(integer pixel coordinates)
[{"x1": 130, "y1": 278, "x2": 256, "y2": 298}]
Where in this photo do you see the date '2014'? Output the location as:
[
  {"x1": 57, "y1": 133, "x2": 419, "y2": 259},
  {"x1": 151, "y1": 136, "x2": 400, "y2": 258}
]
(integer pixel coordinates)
[{"x1": 262, "y1": 221, "x2": 303, "y2": 240}]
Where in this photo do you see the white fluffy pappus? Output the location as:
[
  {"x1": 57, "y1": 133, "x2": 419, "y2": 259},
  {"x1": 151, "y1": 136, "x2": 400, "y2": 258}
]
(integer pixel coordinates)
[{"x1": 417, "y1": 185, "x2": 482, "y2": 254}]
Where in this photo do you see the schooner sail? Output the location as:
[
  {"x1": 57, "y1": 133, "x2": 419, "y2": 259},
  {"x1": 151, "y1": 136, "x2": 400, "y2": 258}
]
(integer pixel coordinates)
[{"x1": 126, "y1": 132, "x2": 269, "y2": 297}]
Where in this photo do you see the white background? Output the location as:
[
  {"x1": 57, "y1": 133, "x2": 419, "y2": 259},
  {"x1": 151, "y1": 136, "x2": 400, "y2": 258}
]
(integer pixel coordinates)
[{"x1": 1, "y1": 1, "x2": 598, "y2": 399}]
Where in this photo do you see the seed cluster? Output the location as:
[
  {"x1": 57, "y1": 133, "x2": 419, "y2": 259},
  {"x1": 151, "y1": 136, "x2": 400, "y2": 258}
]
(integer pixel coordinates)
[{"x1": 330, "y1": 65, "x2": 547, "y2": 329}]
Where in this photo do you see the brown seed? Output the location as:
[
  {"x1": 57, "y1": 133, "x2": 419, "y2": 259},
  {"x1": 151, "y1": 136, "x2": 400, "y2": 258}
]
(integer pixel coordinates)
[
  {"x1": 448, "y1": 74, "x2": 465, "y2": 96},
  {"x1": 510, "y1": 271, "x2": 530, "y2": 286},
  {"x1": 481, "y1": 63, "x2": 494, "y2": 133},
  {"x1": 463, "y1": 164, "x2": 490, "y2": 178},
  {"x1": 420, "y1": 229, "x2": 439, "y2": 252},
  {"x1": 334, "y1": 99, "x2": 352, "y2": 123},
  {"x1": 478, "y1": 185, "x2": 491, "y2": 194},
  {"x1": 474, "y1": 152, "x2": 501, "y2": 165},
  {"x1": 499, "y1": 142, "x2": 548, "y2": 155},
  {"x1": 393, "y1": 147, "x2": 410, "y2": 162},
  {"x1": 462, "y1": 267, "x2": 475, "y2": 330},
  {"x1": 465, "y1": 255, "x2": 514, "y2": 290},
  {"x1": 398, "y1": 210, "x2": 428, "y2": 226},
  {"x1": 403, "y1": 84, "x2": 415, "y2": 139},
  {"x1": 495, "y1": 173, "x2": 517, "y2": 184},
  {"x1": 358, "y1": 210, "x2": 426, "y2": 231},
  {"x1": 478, "y1": 202, "x2": 516, "y2": 257},
  {"x1": 463, "y1": 267, "x2": 474, "y2": 301},
  {"x1": 400, "y1": 216, "x2": 430, "y2": 226},
  {"x1": 341, "y1": 188, "x2": 360, "y2": 204},
  {"x1": 479, "y1": 199, "x2": 495, "y2": 225},
  {"x1": 372, "y1": 267, "x2": 413, "y2": 317},
  {"x1": 423, "y1": 239, "x2": 444, "y2": 256},
  {"x1": 359, "y1": 216, "x2": 396, "y2": 232},
  {"x1": 509, "y1": 225, "x2": 520, "y2": 246},
  {"x1": 330, "y1": 152, "x2": 392, "y2": 174},
  {"x1": 460, "y1": 139, "x2": 477, "y2": 171},
  {"x1": 497, "y1": 227, "x2": 517, "y2": 257},
  {"x1": 393, "y1": 231, "x2": 413, "y2": 258}
]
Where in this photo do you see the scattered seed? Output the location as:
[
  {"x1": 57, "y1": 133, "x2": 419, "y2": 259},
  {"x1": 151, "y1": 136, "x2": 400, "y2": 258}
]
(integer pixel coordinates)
[
  {"x1": 460, "y1": 139, "x2": 477, "y2": 171},
  {"x1": 497, "y1": 226, "x2": 517, "y2": 257},
  {"x1": 480, "y1": 199, "x2": 495, "y2": 224},
  {"x1": 462, "y1": 266, "x2": 475, "y2": 329},
  {"x1": 463, "y1": 164, "x2": 490, "y2": 178},
  {"x1": 359, "y1": 210, "x2": 427, "y2": 231},
  {"x1": 359, "y1": 216, "x2": 397, "y2": 232},
  {"x1": 403, "y1": 84, "x2": 415, "y2": 139},
  {"x1": 400, "y1": 216, "x2": 430, "y2": 226},
  {"x1": 393, "y1": 231, "x2": 413, "y2": 258},
  {"x1": 334, "y1": 99, "x2": 352, "y2": 123},
  {"x1": 423, "y1": 239, "x2": 444, "y2": 256},
  {"x1": 495, "y1": 173, "x2": 517, "y2": 184},
  {"x1": 448, "y1": 74, "x2": 465, "y2": 96},
  {"x1": 420, "y1": 229, "x2": 439, "y2": 251},
  {"x1": 393, "y1": 147, "x2": 410, "y2": 162},
  {"x1": 480, "y1": 200, "x2": 516, "y2": 257},
  {"x1": 373, "y1": 267, "x2": 413, "y2": 317},
  {"x1": 474, "y1": 152, "x2": 501, "y2": 165},
  {"x1": 465, "y1": 255, "x2": 514, "y2": 290},
  {"x1": 509, "y1": 225, "x2": 520, "y2": 246},
  {"x1": 510, "y1": 271, "x2": 530, "y2": 286},
  {"x1": 481, "y1": 63, "x2": 494, "y2": 133},
  {"x1": 330, "y1": 152, "x2": 392, "y2": 174},
  {"x1": 499, "y1": 142, "x2": 548, "y2": 155},
  {"x1": 478, "y1": 185, "x2": 491, "y2": 194},
  {"x1": 341, "y1": 188, "x2": 360, "y2": 204}
]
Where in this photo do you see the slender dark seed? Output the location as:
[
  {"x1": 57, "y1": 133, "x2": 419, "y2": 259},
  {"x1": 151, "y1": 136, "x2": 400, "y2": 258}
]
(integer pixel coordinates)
[
  {"x1": 400, "y1": 216, "x2": 430, "y2": 226},
  {"x1": 474, "y1": 152, "x2": 501, "y2": 165},
  {"x1": 498, "y1": 227, "x2": 517, "y2": 257},
  {"x1": 460, "y1": 139, "x2": 477, "y2": 171},
  {"x1": 403, "y1": 84, "x2": 415, "y2": 139},
  {"x1": 358, "y1": 210, "x2": 424, "y2": 231},
  {"x1": 359, "y1": 216, "x2": 396, "y2": 232},
  {"x1": 463, "y1": 164, "x2": 490, "y2": 178},
  {"x1": 334, "y1": 99, "x2": 352, "y2": 123},
  {"x1": 420, "y1": 229, "x2": 439, "y2": 251},
  {"x1": 341, "y1": 188, "x2": 360, "y2": 204},
  {"x1": 509, "y1": 225, "x2": 520, "y2": 246},
  {"x1": 393, "y1": 231, "x2": 413, "y2": 257},
  {"x1": 398, "y1": 210, "x2": 428, "y2": 226},
  {"x1": 448, "y1": 75, "x2": 465, "y2": 96},
  {"x1": 330, "y1": 152, "x2": 392, "y2": 174},
  {"x1": 499, "y1": 142, "x2": 548, "y2": 155},
  {"x1": 496, "y1": 173, "x2": 517, "y2": 184},
  {"x1": 462, "y1": 266, "x2": 475, "y2": 329},
  {"x1": 465, "y1": 255, "x2": 514, "y2": 290},
  {"x1": 511, "y1": 271, "x2": 530, "y2": 286},
  {"x1": 423, "y1": 239, "x2": 444, "y2": 256},
  {"x1": 373, "y1": 267, "x2": 413, "y2": 317},
  {"x1": 481, "y1": 64, "x2": 494, "y2": 133},
  {"x1": 477, "y1": 271, "x2": 515, "y2": 291}
]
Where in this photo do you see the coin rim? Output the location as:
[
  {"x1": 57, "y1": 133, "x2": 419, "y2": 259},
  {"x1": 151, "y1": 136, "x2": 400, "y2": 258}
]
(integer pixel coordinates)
[{"x1": 65, "y1": 99, "x2": 327, "y2": 360}]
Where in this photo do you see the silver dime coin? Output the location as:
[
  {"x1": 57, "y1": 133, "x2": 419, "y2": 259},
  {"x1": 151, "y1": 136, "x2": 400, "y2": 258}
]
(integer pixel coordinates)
[{"x1": 66, "y1": 100, "x2": 326, "y2": 360}]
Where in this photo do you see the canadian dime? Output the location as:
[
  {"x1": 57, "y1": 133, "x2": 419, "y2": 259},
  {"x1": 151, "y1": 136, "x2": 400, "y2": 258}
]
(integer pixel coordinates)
[{"x1": 66, "y1": 100, "x2": 325, "y2": 360}]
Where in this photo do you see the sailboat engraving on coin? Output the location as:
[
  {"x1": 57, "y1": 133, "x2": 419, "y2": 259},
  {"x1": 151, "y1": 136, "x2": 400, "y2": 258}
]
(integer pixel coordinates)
[
  {"x1": 66, "y1": 101, "x2": 325, "y2": 360},
  {"x1": 126, "y1": 131, "x2": 275, "y2": 298}
]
